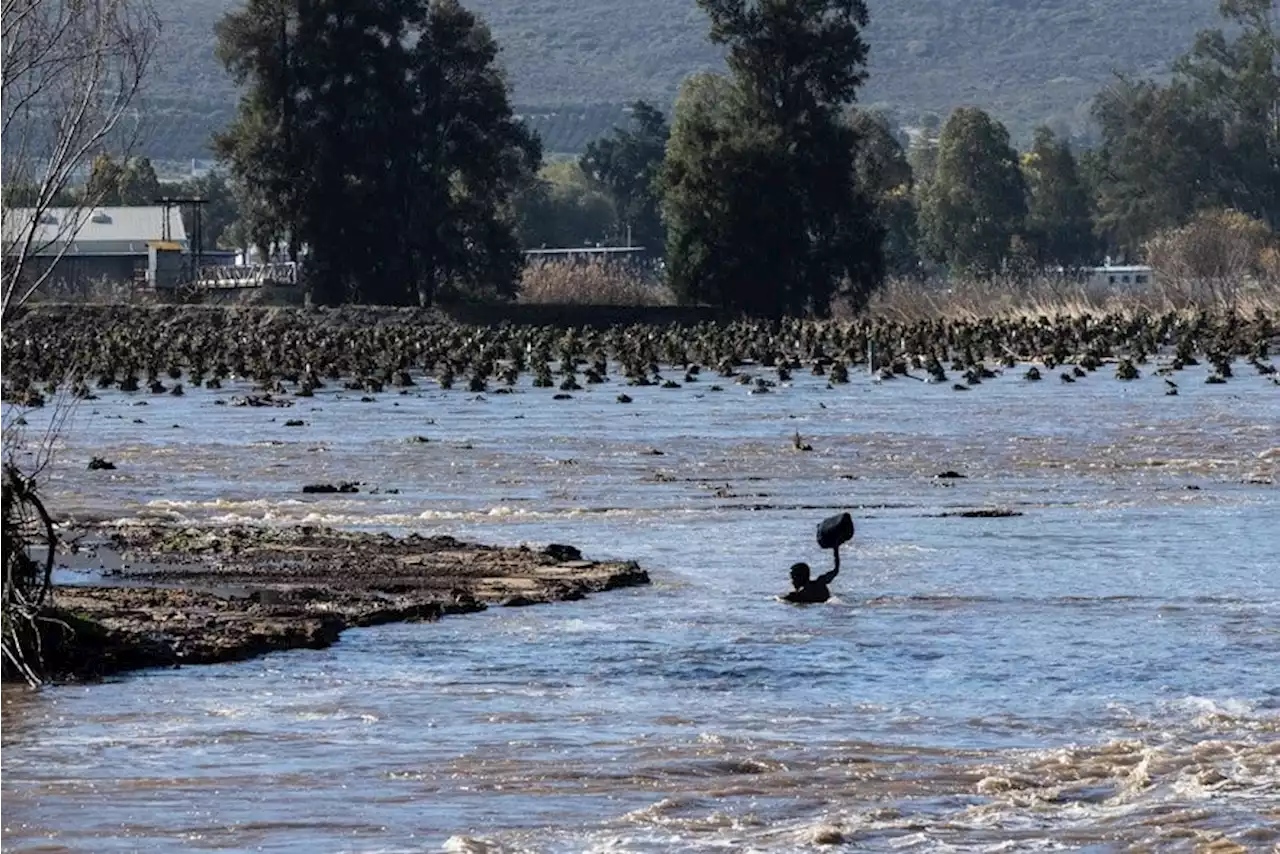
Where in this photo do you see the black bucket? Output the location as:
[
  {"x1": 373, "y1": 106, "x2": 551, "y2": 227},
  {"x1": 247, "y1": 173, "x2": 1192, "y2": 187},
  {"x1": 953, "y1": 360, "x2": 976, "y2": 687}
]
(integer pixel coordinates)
[{"x1": 816, "y1": 512, "x2": 854, "y2": 550}]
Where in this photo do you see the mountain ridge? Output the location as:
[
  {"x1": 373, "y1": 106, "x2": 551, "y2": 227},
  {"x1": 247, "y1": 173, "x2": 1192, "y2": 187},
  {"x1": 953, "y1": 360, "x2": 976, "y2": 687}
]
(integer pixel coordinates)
[{"x1": 141, "y1": 0, "x2": 1221, "y2": 158}]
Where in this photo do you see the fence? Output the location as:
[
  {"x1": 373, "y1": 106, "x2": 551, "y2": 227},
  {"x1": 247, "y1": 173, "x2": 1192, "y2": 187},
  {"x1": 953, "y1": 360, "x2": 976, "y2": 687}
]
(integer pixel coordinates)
[{"x1": 188, "y1": 262, "x2": 299, "y2": 289}]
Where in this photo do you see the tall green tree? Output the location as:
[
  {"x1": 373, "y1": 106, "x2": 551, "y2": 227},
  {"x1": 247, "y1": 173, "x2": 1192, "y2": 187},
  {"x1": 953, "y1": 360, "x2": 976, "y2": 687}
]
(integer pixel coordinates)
[
  {"x1": 213, "y1": 0, "x2": 309, "y2": 264},
  {"x1": 406, "y1": 0, "x2": 541, "y2": 304},
  {"x1": 1022, "y1": 126, "x2": 1096, "y2": 269},
  {"x1": 1175, "y1": 0, "x2": 1279, "y2": 228},
  {"x1": 919, "y1": 107, "x2": 1027, "y2": 276},
  {"x1": 214, "y1": 0, "x2": 537, "y2": 305},
  {"x1": 579, "y1": 101, "x2": 669, "y2": 254},
  {"x1": 294, "y1": 0, "x2": 420, "y2": 304},
  {"x1": 660, "y1": 0, "x2": 884, "y2": 316},
  {"x1": 846, "y1": 108, "x2": 919, "y2": 276},
  {"x1": 1089, "y1": 79, "x2": 1221, "y2": 255},
  {"x1": 662, "y1": 73, "x2": 802, "y2": 312},
  {"x1": 118, "y1": 157, "x2": 162, "y2": 205},
  {"x1": 84, "y1": 153, "x2": 126, "y2": 205},
  {"x1": 84, "y1": 154, "x2": 161, "y2": 206}
]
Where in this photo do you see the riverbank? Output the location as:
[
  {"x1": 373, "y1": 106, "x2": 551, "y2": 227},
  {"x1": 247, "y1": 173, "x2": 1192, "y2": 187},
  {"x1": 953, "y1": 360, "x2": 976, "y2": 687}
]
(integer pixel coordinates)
[{"x1": 32, "y1": 524, "x2": 649, "y2": 682}]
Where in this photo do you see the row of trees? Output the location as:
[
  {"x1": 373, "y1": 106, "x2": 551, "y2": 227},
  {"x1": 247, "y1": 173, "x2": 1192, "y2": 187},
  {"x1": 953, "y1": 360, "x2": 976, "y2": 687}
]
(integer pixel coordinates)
[
  {"x1": 553, "y1": 97, "x2": 1096, "y2": 285},
  {"x1": 1089, "y1": 0, "x2": 1278, "y2": 252},
  {"x1": 581, "y1": 0, "x2": 1277, "y2": 295},
  {"x1": 5, "y1": 0, "x2": 1275, "y2": 316},
  {"x1": 207, "y1": 0, "x2": 888, "y2": 312}
]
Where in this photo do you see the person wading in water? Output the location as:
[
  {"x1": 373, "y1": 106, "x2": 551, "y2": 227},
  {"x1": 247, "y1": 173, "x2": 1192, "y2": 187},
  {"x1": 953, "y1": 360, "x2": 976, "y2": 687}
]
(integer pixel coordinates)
[{"x1": 783, "y1": 512, "x2": 854, "y2": 604}]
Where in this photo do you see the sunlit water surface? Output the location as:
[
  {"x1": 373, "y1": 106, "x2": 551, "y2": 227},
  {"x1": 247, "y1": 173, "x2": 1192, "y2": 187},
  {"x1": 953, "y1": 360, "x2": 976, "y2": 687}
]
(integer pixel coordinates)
[{"x1": 3, "y1": 364, "x2": 1279, "y2": 852}]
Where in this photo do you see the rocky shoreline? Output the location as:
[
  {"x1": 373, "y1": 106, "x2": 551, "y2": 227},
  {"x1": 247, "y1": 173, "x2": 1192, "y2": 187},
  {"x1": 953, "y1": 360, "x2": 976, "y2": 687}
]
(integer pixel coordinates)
[{"x1": 37, "y1": 524, "x2": 649, "y2": 681}]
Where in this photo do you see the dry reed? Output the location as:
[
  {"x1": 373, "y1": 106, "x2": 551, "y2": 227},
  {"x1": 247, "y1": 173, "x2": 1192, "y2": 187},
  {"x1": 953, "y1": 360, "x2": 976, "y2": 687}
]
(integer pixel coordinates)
[
  {"x1": 863, "y1": 272, "x2": 1280, "y2": 323},
  {"x1": 518, "y1": 257, "x2": 676, "y2": 306}
]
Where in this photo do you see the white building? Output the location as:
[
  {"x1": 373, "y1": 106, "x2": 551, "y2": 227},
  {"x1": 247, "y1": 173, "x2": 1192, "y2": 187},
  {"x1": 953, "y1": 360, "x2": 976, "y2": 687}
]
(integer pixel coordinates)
[
  {"x1": 1083, "y1": 263, "x2": 1155, "y2": 287},
  {"x1": 4, "y1": 205, "x2": 188, "y2": 288}
]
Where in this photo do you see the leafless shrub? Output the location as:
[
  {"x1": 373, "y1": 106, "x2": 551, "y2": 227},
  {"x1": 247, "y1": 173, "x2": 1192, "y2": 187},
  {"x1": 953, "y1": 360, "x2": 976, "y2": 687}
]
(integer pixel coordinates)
[
  {"x1": 1141, "y1": 209, "x2": 1279, "y2": 310},
  {"x1": 1, "y1": 0, "x2": 161, "y2": 320},
  {"x1": 1, "y1": 0, "x2": 158, "y2": 682},
  {"x1": 1, "y1": 396, "x2": 76, "y2": 685}
]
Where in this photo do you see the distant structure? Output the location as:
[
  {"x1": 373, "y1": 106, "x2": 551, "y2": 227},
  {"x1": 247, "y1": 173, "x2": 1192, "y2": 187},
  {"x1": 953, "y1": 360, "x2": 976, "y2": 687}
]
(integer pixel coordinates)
[
  {"x1": 5, "y1": 205, "x2": 188, "y2": 290},
  {"x1": 1083, "y1": 262, "x2": 1155, "y2": 287},
  {"x1": 523, "y1": 246, "x2": 648, "y2": 260},
  {"x1": 4, "y1": 204, "x2": 298, "y2": 297}
]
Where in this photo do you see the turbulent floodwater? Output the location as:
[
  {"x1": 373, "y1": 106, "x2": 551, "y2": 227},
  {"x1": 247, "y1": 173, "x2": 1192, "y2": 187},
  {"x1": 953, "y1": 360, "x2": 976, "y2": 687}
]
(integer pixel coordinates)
[{"x1": 3, "y1": 363, "x2": 1279, "y2": 853}]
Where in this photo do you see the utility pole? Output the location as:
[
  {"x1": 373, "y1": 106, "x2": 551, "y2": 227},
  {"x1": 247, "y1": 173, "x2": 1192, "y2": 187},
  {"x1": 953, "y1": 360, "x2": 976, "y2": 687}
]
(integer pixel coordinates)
[{"x1": 154, "y1": 196, "x2": 208, "y2": 281}]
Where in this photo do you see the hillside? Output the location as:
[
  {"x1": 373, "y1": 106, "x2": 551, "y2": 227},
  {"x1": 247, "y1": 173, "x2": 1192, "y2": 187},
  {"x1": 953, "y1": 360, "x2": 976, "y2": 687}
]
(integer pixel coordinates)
[{"x1": 142, "y1": 0, "x2": 1221, "y2": 159}]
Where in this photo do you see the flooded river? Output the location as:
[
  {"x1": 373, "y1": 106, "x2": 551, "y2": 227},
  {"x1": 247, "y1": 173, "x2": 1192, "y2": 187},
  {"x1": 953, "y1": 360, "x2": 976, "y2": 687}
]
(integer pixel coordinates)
[{"x1": 3, "y1": 362, "x2": 1279, "y2": 852}]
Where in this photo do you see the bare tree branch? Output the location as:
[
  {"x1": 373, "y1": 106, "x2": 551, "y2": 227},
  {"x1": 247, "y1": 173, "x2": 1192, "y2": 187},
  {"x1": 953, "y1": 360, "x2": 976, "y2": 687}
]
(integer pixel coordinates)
[{"x1": 1, "y1": 0, "x2": 161, "y2": 321}]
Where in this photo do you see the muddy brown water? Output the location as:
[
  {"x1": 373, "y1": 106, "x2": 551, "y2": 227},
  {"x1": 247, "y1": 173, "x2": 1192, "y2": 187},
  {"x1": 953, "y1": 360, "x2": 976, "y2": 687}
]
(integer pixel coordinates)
[{"x1": 3, "y1": 361, "x2": 1278, "y2": 852}]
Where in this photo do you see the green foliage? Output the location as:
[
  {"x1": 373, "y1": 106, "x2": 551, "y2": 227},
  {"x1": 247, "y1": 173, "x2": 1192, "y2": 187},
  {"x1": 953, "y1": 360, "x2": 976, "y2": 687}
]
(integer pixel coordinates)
[
  {"x1": 84, "y1": 155, "x2": 162, "y2": 206},
  {"x1": 84, "y1": 154, "x2": 123, "y2": 205},
  {"x1": 1173, "y1": 0, "x2": 1279, "y2": 228},
  {"x1": 214, "y1": 0, "x2": 539, "y2": 305},
  {"x1": 513, "y1": 162, "x2": 618, "y2": 249},
  {"x1": 920, "y1": 107, "x2": 1027, "y2": 277},
  {"x1": 164, "y1": 172, "x2": 241, "y2": 251},
  {"x1": 1023, "y1": 127, "x2": 1096, "y2": 268},
  {"x1": 660, "y1": 0, "x2": 884, "y2": 317},
  {"x1": 661, "y1": 74, "x2": 795, "y2": 311},
  {"x1": 846, "y1": 108, "x2": 919, "y2": 276},
  {"x1": 1090, "y1": 79, "x2": 1222, "y2": 256},
  {"x1": 580, "y1": 101, "x2": 669, "y2": 254},
  {"x1": 1091, "y1": 0, "x2": 1280, "y2": 255}
]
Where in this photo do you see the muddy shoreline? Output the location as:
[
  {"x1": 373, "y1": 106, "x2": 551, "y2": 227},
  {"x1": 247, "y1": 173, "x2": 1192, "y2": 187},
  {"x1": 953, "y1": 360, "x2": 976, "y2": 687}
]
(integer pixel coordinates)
[{"x1": 36, "y1": 524, "x2": 649, "y2": 682}]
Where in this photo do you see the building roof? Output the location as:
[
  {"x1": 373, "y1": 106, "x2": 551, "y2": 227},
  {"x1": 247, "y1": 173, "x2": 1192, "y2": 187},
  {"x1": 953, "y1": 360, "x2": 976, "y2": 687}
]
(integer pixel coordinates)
[
  {"x1": 524, "y1": 246, "x2": 647, "y2": 256},
  {"x1": 5, "y1": 206, "x2": 188, "y2": 257},
  {"x1": 1087, "y1": 265, "x2": 1153, "y2": 273}
]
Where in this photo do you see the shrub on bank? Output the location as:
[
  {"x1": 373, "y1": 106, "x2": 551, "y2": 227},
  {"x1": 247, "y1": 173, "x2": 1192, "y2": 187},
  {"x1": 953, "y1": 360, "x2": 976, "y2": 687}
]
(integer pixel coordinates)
[
  {"x1": 1144, "y1": 209, "x2": 1274, "y2": 283},
  {"x1": 1141, "y1": 209, "x2": 1279, "y2": 309}
]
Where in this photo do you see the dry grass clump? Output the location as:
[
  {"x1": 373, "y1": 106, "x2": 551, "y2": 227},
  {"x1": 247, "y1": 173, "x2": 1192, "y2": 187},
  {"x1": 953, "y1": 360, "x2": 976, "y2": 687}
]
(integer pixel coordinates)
[
  {"x1": 25, "y1": 274, "x2": 148, "y2": 305},
  {"x1": 518, "y1": 257, "x2": 676, "y2": 306},
  {"x1": 865, "y1": 272, "x2": 1280, "y2": 323}
]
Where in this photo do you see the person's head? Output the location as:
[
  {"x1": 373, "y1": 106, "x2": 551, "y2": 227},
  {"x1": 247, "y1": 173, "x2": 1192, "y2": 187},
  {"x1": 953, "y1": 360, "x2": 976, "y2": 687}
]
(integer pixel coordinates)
[{"x1": 790, "y1": 562, "x2": 811, "y2": 588}]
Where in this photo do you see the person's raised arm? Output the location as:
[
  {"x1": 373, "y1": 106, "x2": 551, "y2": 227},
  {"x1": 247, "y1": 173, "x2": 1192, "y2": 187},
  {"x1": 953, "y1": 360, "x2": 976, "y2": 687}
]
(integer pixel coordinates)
[{"x1": 816, "y1": 548, "x2": 840, "y2": 584}]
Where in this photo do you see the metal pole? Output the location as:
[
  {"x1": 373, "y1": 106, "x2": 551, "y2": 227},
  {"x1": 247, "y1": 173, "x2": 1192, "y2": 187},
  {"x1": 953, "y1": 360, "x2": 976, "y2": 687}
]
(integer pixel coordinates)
[{"x1": 194, "y1": 199, "x2": 203, "y2": 277}]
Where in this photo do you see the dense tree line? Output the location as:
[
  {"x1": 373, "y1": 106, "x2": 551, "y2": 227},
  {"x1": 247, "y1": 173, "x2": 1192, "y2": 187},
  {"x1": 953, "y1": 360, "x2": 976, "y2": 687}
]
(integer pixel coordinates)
[
  {"x1": 43, "y1": 0, "x2": 1272, "y2": 314},
  {"x1": 1087, "y1": 0, "x2": 1278, "y2": 256}
]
